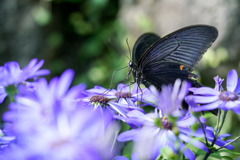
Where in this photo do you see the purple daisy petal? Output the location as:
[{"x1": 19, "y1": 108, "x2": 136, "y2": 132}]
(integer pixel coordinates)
[
  {"x1": 234, "y1": 78, "x2": 240, "y2": 93},
  {"x1": 56, "y1": 69, "x2": 74, "y2": 98},
  {"x1": 192, "y1": 101, "x2": 220, "y2": 112},
  {"x1": 108, "y1": 103, "x2": 127, "y2": 117},
  {"x1": 115, "y1": 156, "x2": 129, "y2": 160},
  {"x1": 117, "y1": 83, "x2": 129, "y2": 92},
  {"x1": 225, "y1": 101, "x2": 240, "y2": 109},
  {"x1": 179, "y1": 133, "x2": 208, "y2": 153},
  {"x1": 183, "y1": 148, "x2": 195, "y2": 160},
  {"x1": 30, "y1": 69, "x2": 50, "y2": 77},
  {"x1": 227, "y1": 69, "x2": 238, "y2": 92},
  {"x1": 191, "y1": 87, "x2": 220, "y2": 96},
  {"x1": 191, "y1": 95, "x2": 219, "y2": 104},
  {"x1": 0, "y1": 86, "x2": 7, "y2": 103},
  {"x1": 218, "y1": 134, "x2": 231, "y2": 138},
  {"x1": 117, "y1": 129, "x2": 140, "y2": 142},
  {"x1": 232, "y1": 106, "x2": 240, "y2": 114}
]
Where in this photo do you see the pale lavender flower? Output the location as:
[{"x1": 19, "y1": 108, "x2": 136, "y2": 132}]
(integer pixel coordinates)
[
  {"x1": 0, "y1": 59, "x2": 50, "y2": 103},
  {"x1": 3, "y1": 69, "x2": 86, "y2": 135},
  {"x1": 0, "y1": 59, "x2": 49, "y2": 87},
  {"x1": 117, "y1": 109, "x2": 208, "y2": 160},
  {"x1": 0, "y1": 108, "x2": 120, "y2": 160},
  {"x1": 84, "y1": 83, "x2": 153, "y2": 106},
  {"x1": 150, "y1": 79, "x2": 190, "y2": 116},
  {"x1": 186, "y1": 70, "x2": 240, "y2": 113},
  {"x1": 81, "y1": 86, "x2": 144, "y2": 119}
]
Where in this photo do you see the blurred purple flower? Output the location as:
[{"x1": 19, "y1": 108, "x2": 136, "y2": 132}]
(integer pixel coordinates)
[
  {"x1": 3, "y1": 69, "x2": 86, "y2": 135},
  {"x1": 186, "y1": 70, "x2": 240, "y2": 113},
  {"x1": 0, "y1": 59, "x2": 50, "y2": 87},
  {"x1": 0, "y1": 108, "x2": 120, "y2": 160},
  {"x1": 0, "y1": 129, "x2": 15, "y2": 150},
  {"x1": 117, "y1": 109, "x2": 208, "y2": 160},
  {"x1": 150, "y1": 79, "x2": 190, "y2": 116},
  {"x1": 0, "y1": 69, "x2": 121, "y2": 159},
  {"x1": 0, "y1": 59, "x2": 50, "y2": 103}
]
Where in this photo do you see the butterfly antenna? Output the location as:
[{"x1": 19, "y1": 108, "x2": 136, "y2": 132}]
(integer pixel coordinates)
[
  {"x1": 101, "y1": 66, "x2": 129, "y2": 95},
  {"x1": 126, "y1": 38, "x2": 132, "y2": 60},
  {"x1": 108, "y1": 38, "x2": 130, "y2": 61}
]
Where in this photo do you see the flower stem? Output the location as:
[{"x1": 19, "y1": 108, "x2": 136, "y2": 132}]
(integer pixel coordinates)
[
  {"x1": 211, "y1": 111, "x2": 228, "y2": 147},
  {"x1": 197, "y1": 117, "x2": 209, "y2": 147},
  {"x1": 214, "y1": 109, "x2": 221, "y2": 134},
  {"x1": 202, "y1": 150, "x2": 213, "y2": 160}
]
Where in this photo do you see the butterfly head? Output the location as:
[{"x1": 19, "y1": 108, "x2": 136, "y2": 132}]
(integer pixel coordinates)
[{"x1": 127, "y1": 61, "x2": 133, "y2": 68}]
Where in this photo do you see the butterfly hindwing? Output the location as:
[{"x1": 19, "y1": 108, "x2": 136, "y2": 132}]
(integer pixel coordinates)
[
  {"x1": 138, "y1": 25, "x2": 218, "y2": 71},
  {"x1": 142, "y1": 61, "x2": 202, "y2": 90}
]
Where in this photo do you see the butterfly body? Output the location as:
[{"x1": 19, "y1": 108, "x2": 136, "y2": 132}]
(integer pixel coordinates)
[{"x1": 128, "y1": 25, "x2": 218, "y2": 91}]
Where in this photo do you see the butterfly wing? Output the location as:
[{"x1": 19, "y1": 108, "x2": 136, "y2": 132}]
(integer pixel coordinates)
[
  {"x1": 141, "y1": 61, "x2": 202, "y2": 91},
  {"x1": 138, "y1": 25, "x2": 218, "y2": 71},
  {"x1": 132, "y1": 33, "x2": 160, "y2": 65}
]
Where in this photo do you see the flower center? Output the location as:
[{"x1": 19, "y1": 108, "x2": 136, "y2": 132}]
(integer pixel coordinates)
[
  {"x1": 219, "y1": 91, "x2": 238, "y2": 101},
  {"x1": 161, "y1": 117, "x2": 172, "y2": 130},
  {"x1": 115, "y1": 92, "x2": 132, "y2": 99},
  {"x1": 154, "y1": 117, "x2": 172, "y2": 130},
  {"x1": 50, "y1": 139, "x2": 69, "y2": 149},
  {"x1": 90, "y1": 95, "x2": 109, "y2": 106}
]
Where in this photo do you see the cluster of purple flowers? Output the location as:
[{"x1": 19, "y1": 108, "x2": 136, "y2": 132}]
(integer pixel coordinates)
[{"x1": 0, "y1": 59, "x2": 238, "y2": 160}]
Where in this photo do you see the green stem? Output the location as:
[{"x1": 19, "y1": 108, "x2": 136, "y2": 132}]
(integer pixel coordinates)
[
  {"x1": 197, "y1": 117, "x2": 209, "y2": 147},
  {"x1": 202, "y1": 150, "x2": 213, "y2": 160},
  {"x1": 211, "y1": 111, "x2": 228, "y2": 147},
  {"x1": 214, "y1": 109, "x2": 221, "y2": 134}
]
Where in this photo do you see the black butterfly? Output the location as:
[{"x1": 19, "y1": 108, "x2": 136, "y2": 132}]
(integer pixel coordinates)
[{"x1": 127, "y1": 25, "x2": 218, "y2": 93}]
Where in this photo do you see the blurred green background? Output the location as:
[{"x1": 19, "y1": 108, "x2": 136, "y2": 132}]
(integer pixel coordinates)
[{"x1": 1, "y1": 0, "x2": 240, "y2": 159}]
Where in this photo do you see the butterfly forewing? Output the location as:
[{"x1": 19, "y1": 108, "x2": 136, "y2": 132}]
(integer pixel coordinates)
[
  {"x1": 132, "y1": 33, "x2": 160, "y2": 65},
  {"x1": 138, "y1": 25, "x2": 218, "y2": 70}
]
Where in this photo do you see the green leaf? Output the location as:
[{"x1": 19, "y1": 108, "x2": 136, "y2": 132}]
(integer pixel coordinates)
[
  {"x1": 122, "y1": 141, "x2": 133, "y2": 157},
  {"x1": 220, "y1": 156, "x2": 233, "y2": 160},
  {"x1": 209, "y1": 152, "x2": 222, "y2": 159},
  {"x1": 218, "y1": 149, "x2": 240, "y2": 155},
  {"x1": 161, "y1": 147, "x2": 177, "y2": 160}
]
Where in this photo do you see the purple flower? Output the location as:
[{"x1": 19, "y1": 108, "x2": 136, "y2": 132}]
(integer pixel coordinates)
[
  {"x1": 0, "y1": 129, "x2": 15, "y2": 150},
  {"x1": 0, "y1": 69, "x2": 121, "y2": 159},
  {"x1": 0, "y1": 59, "x2": 50, "y2": 103},
  {"x1": 117, "y1": 109, "x2": 208, "y2": 160},
  {"x1": 3, "y1": 69, "x2": 86, "y2": 135},
  {"x1": 84, "y1": 83, "x2": 153, "y2": 106},
  {"x1": 0, "y1": 59, "x2": 49, "y2": 87},
  {"x1": 186, "y1": 70, "x2": 240, "y2": 113},
  {"x1": 150, "y1": 79, "x2": 190, "y2": 116},
  {"x1": 0, "y1": 108, "x2": 121, "y2": 160},
  {"x1": 81, "y1": 85, "x2": 145, "y2": 119},
  {"x1": 214, "y1": 75, "x2": 224, "y2": 91}
]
